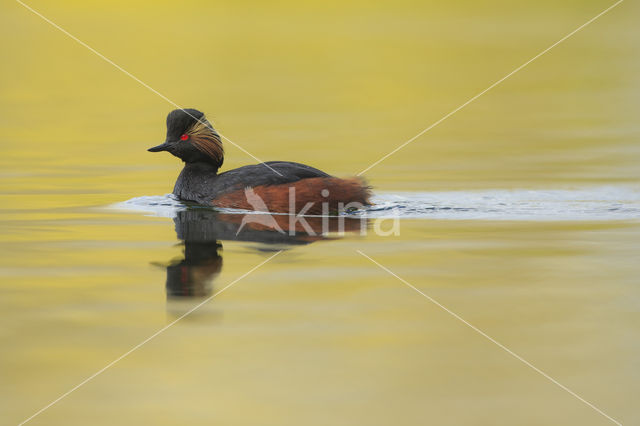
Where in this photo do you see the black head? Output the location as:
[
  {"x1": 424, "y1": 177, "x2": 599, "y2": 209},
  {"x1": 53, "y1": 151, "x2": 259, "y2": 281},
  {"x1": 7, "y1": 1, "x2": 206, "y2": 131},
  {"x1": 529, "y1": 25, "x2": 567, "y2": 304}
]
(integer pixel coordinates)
[{"x1": 148, "y1": 109, "x2": 224, "y2": 168}]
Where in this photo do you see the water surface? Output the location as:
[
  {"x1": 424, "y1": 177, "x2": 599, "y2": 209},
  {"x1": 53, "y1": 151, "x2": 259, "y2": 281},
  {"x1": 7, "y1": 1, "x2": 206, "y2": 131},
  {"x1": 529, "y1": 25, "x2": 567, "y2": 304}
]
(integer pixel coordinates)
[{"x1": 1, "y1": 1, "x2": 639, "y2": 425}]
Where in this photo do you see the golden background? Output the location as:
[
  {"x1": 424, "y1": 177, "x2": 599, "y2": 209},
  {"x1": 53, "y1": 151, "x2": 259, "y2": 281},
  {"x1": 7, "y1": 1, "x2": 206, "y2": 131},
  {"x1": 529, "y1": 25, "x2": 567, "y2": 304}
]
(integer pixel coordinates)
[{"x1": 0, "y1": 1, "x2": 638, "y2": 425}]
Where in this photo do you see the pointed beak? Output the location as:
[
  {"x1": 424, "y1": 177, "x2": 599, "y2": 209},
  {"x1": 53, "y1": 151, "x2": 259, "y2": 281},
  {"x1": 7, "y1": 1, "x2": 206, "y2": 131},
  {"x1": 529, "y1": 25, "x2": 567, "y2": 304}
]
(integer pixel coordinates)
[{"x1": 148, "y1": 142, "x2": 171, "y2": 152}]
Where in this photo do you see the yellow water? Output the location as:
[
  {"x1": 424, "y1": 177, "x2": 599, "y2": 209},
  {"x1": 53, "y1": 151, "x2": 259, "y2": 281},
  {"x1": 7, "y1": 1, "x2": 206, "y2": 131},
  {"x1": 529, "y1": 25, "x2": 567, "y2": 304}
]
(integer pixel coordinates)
[{"x1": 1, "y1": 0, "x2": 639, "y2": 425}]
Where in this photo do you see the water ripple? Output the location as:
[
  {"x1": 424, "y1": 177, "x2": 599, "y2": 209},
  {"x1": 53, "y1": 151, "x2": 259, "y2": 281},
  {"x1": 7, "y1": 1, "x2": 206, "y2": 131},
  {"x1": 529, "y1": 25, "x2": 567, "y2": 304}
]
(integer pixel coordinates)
[{"x1": 112, "y1": 186, "x2": 640, "y2": 221}]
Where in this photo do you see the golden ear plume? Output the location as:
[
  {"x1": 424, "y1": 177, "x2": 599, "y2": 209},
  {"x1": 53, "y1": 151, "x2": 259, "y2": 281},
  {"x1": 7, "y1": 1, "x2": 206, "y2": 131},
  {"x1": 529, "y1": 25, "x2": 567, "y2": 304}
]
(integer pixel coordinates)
[{"x1": 188, "y1": 119, "x2": 224, "y2": 164}]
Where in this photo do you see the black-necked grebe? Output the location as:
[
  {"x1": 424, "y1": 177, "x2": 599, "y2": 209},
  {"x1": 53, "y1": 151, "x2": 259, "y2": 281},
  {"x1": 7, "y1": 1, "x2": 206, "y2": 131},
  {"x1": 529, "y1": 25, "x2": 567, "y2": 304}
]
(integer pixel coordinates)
[{"x1": 148, "y1": 109, "x2": 371, "y2": 214}]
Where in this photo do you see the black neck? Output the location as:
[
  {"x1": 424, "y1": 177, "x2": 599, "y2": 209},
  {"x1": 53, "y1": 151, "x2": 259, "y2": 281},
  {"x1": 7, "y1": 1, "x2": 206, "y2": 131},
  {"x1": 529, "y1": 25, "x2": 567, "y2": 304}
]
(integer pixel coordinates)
[
  {"x1": 182, "y1": 161, "x2": 220, "y2": 174},
  {"x1": 173, "y1": 162, "x2": 220, "y2": 203}
]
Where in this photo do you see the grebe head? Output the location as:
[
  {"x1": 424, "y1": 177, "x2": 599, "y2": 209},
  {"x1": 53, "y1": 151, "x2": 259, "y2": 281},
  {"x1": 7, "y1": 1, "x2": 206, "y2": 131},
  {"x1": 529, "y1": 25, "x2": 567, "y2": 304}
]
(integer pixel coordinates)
[{"x1": 148, "y1": 108, "x2": 224, "y2": 168}]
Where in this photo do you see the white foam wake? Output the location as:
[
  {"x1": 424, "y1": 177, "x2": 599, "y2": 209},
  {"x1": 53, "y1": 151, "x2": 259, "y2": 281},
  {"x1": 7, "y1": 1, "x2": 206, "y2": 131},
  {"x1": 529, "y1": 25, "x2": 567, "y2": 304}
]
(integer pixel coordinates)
[{"x1": 111, "y1": 186, "x2": 640, "y2": 221}]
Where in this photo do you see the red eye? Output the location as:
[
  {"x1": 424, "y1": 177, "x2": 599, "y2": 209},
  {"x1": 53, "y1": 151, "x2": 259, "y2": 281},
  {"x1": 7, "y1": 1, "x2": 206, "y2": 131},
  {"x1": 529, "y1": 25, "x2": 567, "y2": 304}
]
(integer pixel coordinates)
[{"x1": 180, "y1": 134, "x2": 189, "y2": 141}]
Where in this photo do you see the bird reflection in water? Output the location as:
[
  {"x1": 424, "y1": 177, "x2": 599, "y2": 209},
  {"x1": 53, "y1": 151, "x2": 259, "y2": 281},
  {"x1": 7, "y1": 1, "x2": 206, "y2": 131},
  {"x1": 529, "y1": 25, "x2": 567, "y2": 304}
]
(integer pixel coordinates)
[{"x1": 158, "y1": 208, "x2": 367, "y2": 299}]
